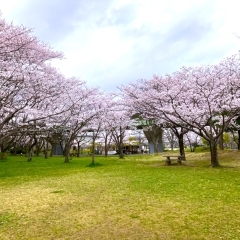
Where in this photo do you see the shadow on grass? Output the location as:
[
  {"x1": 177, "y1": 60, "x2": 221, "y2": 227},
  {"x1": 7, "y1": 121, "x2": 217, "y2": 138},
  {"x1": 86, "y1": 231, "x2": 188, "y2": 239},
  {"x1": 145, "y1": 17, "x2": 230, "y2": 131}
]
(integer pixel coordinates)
[
  {"x1": 50, "y1": 190, "x2": 65, "y2": 194},
  {"x1": 86, "y1": 162, "x2": 103, "y2": 168}
]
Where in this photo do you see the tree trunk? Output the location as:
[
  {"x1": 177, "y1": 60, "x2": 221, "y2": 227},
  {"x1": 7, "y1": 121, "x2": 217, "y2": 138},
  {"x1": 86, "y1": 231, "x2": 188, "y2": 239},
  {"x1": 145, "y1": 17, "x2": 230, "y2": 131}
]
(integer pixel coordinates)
[
  {"x1": 77, "y1": 143, "x2": 80, "y2": 157},
  {"x1": 104, "y1": 138, "x2": 108, "y2": 157},
  {"x1": 13, "y1": 147, "x2": 17, "y2": 156},
  {"x1": 178, "y1": 134, "x2": 185, "y2": 157},
  {"x1": 64, "y1": 143, "x2": 70, "y2": 163},
  {"x1": 44, "y1": 150, "x2": 48, "y2": 159},
  {"x1": 153, "y1": 139, "x2": 159, "y2": 153},
  {"x1": 36, "y1": 145, "x2": 40, "y2": 156},
  {"x1": 238, "y1": 130, "x2": 240, "y2": 150},
  {"x1": 143, "y1": 125, "x2": 162, "y2": 153},
  {"x1": 27, "y1": 140, "x2": 37, "y2": 161},
  {"x1": 118, "y1": 127, "x2": 124, "y2": 159},
  {"x1": 35, "y1": 137, "x2": 42, "y2": 156},
  {"x1": 91, "y1": 137, "x2": 95, "y2": 164},
  {"x1": 28, "y1": 149, "x2": 33, "y2": 162},
  {"x1": 209, "y1": 141, "x2": 220, "y2": 167},
  {"x1": 43, "y1": 142, "x2": 48, "y2": 159},
  {"x1": 218, "y1": 132, "x2": 224, "y2": 150},
  {"x1": 119, "y1": 143, "x2": 124, "y2": 159}
]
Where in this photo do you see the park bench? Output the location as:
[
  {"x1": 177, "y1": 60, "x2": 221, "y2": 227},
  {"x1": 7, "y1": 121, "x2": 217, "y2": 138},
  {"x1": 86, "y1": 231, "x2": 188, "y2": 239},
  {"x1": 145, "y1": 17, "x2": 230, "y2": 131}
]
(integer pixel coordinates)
[{"x1": 163, "y1": 155, "x2": 186, "y2": 165}]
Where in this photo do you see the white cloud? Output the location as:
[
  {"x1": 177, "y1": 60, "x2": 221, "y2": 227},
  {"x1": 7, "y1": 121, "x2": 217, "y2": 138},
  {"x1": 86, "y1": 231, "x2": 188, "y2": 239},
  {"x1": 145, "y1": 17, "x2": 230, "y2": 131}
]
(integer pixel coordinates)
[{"x1": 1, "y1": 0, "x2": 240, "y2": 91}]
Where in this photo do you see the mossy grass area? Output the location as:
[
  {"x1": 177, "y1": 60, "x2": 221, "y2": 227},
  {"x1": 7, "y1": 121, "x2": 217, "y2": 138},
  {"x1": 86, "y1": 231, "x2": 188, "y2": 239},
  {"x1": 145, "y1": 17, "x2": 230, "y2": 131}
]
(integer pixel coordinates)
[{"x1": 1, "y1": 151, "x2": 240, "y2": 239}]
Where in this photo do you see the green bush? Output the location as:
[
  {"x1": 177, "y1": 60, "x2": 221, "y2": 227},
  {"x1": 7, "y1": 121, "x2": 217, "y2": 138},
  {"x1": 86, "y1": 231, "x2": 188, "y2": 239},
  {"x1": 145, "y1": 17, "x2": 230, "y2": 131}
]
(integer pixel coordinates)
[{"x1": 194, "y1": 146, "x2": 210, "y2": 152}]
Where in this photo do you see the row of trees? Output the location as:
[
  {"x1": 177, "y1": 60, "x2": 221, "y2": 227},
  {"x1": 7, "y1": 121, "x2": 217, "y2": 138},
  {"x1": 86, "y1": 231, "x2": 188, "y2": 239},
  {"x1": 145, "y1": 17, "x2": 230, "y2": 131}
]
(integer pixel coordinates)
[
  {"x1": 0, "y1": 15, "x2": 137, "y2": 163},
  {"x1": 1, "y1": 14, "x2": 240, "y2": 167},
  {"x1": 120, "y1": 54, "x2": 240, "y2": 167}
]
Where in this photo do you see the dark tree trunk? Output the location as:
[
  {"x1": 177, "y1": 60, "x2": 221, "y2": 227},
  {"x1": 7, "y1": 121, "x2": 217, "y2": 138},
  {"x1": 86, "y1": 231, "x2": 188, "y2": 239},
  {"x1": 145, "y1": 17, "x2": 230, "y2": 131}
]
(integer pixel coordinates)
[
  {"x1": 64, "y1": 143, "x2": 70, "y2": 163},
  {"x1": 35, "y1": 137, "x2": 43, "y2": 157},
  {"x1": 170, "y1": 126, "x2": 187, "y2": 157},
  {"x1": 178, "y1": 133, "x2": 185, "y2": 157},
  {"x1": 48, "y1": 140, "x2": 55, "y2": 157},
  {"x1": 119, "y1": 143, "x2": 124, "y2": 159},
  {"x1": 104, "y1": 138, "x2": 108, "y2": 157},
  {"x1": 44, "y1": 150, "x2": 48, "y2": 159},
  {"x1": 77, "y1": 142, "x2": 80, "y2": 157},
  {"x1": 238, "y1": 130, "x2": 240, "y2": 150},
  {"x1": 28, "y1": 149, "x2": 33, "y2": 162},
  {"x1": 13, "y1": 147, "x2": 17, "y2": 156},
  {"x1": 27, "y1": 139, "x2": 37, "y2": 161},
  {"x1": 218, "y1": 132, "x2": 224, "y2": 150},
  {"x1": 209, "y1": 141, "x2": 220, "y2": 167},
  {"x1": 43, "y1": 142, "x2": 48, "y2": 159},
  {"x1": 91, "y1": 136, "x2": 95, "y2": 164},
  {"x1": 36, "y1": 145, "x2": 40, "y2": 156},
  {"x1": 117, "y1": 126, "x2": 125, "y2": 159}
]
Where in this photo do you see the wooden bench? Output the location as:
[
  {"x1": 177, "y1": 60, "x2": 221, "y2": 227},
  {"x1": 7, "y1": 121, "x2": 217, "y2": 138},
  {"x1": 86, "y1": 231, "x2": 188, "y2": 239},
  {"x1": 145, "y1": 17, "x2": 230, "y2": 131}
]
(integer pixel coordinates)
[{"x1": 163, "y1": 155, "x2": 186, "y2": 165}]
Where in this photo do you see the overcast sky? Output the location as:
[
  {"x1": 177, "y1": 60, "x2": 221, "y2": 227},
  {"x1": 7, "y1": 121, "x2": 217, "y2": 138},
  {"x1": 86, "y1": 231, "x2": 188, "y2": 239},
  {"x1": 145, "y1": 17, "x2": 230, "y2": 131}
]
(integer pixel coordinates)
[{"x1": 1, "y1": 0, "x2": 240, "y2": 91}]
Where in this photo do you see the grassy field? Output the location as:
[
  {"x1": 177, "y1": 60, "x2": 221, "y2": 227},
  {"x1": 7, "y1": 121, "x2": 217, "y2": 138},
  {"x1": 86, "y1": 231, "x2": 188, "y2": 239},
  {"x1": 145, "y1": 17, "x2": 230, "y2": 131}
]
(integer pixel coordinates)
[{"x1": 1, "y1": 151, "x2": 240, "y2": 240}]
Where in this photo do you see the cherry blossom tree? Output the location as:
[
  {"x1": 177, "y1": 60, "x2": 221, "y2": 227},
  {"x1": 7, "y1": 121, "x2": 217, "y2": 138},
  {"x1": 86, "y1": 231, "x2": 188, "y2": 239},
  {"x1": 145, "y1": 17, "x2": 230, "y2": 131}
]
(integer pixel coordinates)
[
  {"x1": 73, "y1": 132, "x2": 87, "y2": 157},
  {"x1": 121, "y1": 52, "x2": 240, "y2": 167},
  {"x1": 96, "y1": 95, "x2": 120, "y2": 157},
  {"x1": 0, "y1": 16, "x2": 65, "y2": 145},
  {"x1": 47, "y1": 78, "x2": 104, "y2": 163},
  {"x1": 120, "y1": 82, "x2": 184, "y2": 155},
  {"x1": 105, "y1": 98, "x2": 133, "y2": 159}
]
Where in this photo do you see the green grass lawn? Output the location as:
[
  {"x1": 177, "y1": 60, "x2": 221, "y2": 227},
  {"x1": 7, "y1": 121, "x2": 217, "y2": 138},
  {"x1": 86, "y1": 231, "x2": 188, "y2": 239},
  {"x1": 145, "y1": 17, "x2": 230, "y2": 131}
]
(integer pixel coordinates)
[{"x1": 1, "y1": 151, "x2": 240, "y2": 240}]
